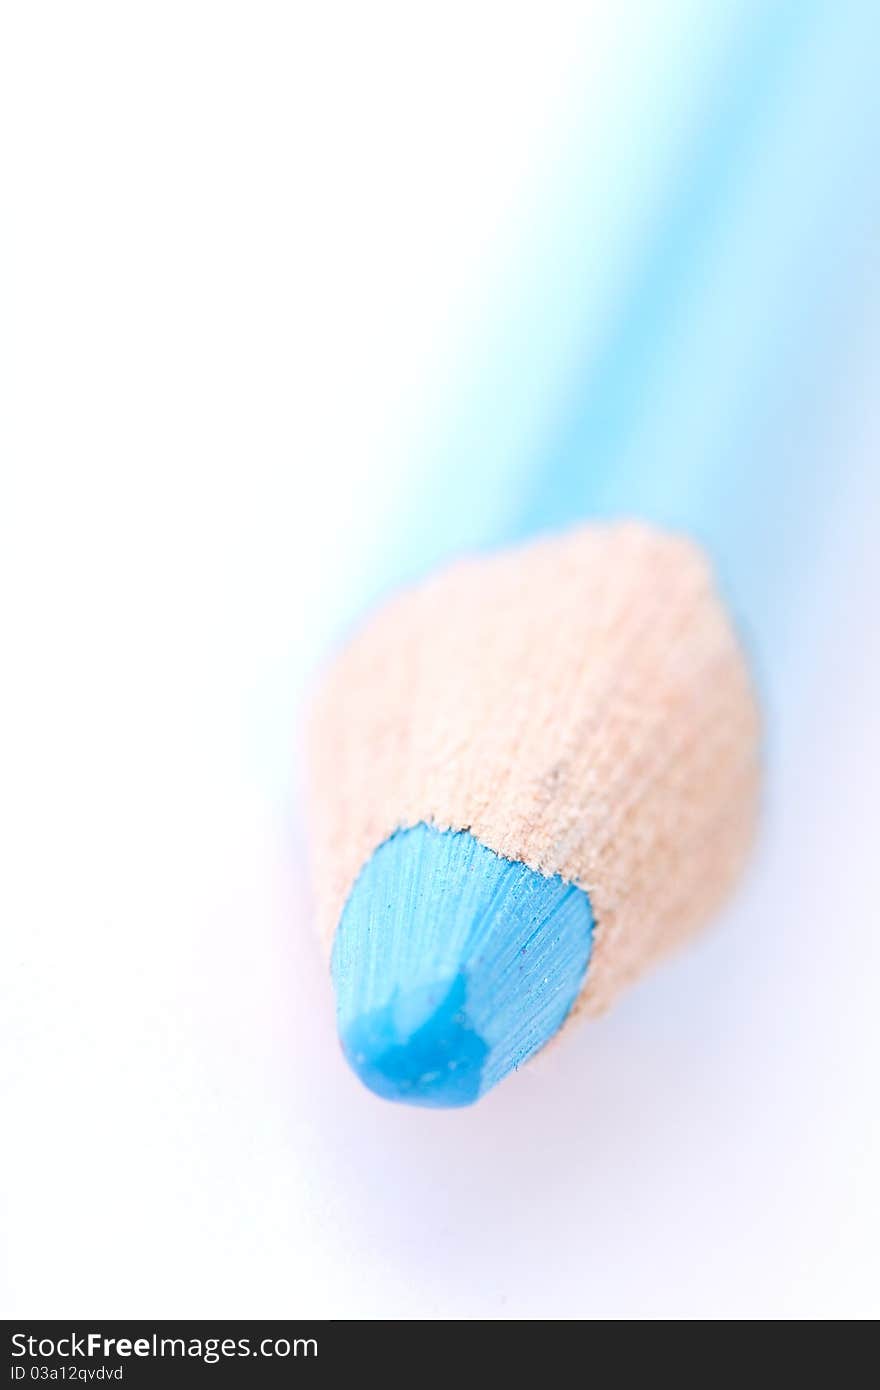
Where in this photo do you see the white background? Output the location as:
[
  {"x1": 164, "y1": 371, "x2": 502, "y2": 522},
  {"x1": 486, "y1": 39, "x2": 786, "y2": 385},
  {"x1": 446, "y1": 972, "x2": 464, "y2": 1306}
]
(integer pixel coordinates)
[{"x1": 3, "y1": 3, "x2": 878, "y2": 1318}]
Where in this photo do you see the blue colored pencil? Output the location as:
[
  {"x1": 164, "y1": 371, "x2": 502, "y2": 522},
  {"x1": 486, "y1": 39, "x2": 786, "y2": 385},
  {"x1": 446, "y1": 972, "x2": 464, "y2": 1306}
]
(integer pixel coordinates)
[{"x1": 307, "y1": 1, "x2": 879, "y2": 1107}]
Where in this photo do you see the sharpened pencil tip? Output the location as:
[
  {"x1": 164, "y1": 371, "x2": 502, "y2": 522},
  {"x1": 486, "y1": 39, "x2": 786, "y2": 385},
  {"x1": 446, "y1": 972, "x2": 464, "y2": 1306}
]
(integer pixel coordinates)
[
  {"x1": 338, "y1": 972, "x2": 489, "y2": 1107},
  {"x1": 331, "y1": 824, "x2": 593, "y2": 1107}
]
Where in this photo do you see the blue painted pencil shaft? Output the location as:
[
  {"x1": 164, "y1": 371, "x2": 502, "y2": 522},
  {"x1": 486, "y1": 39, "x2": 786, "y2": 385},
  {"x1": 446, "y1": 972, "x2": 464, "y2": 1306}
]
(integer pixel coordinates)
[
  {"x1": 377, "y1": 1, "x2": 878, "y2": 667},
  {"x1": 511, "y1": 1, "x2": 878, "y2": 640}
]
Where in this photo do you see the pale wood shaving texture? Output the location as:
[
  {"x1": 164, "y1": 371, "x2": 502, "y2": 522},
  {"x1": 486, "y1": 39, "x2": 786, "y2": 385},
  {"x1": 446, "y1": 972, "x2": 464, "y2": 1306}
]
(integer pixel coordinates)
[{"x1": 308, "y1": 523, "x2": 760, "y2": 1020}]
